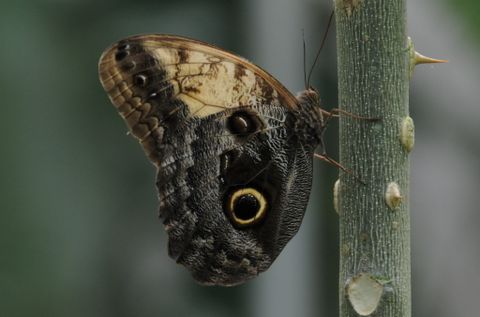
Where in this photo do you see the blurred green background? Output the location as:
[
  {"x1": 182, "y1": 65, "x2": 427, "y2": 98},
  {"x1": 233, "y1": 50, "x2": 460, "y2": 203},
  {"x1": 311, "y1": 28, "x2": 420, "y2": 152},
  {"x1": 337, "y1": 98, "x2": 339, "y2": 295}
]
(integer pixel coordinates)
[{"x1": 1, "y1": 0, "x2": 478, "y2": 316}]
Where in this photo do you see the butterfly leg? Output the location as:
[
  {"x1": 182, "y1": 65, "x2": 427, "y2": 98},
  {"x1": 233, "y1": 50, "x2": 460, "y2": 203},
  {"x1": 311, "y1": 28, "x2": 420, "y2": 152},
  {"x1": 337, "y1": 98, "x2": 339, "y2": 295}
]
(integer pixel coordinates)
[
  {"x1": 314, "y1": 110, "x2": 366, "y2": 183},
  {"x1": 314, "y1": 153, "x2": 366, "y2": 185},
  {"x1": 321, "y1": 108, "x2": 380, "y2": 121}
]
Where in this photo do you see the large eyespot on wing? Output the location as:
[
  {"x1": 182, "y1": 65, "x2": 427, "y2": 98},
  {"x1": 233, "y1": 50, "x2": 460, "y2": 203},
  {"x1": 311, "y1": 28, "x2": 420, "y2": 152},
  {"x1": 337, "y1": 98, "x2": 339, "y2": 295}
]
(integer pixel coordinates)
[
  {"x1": 98, "y1": 34, "x2": 298, "y2": 166},
  {"x1": 225, "y1": 187, "x2": 269, "y2": 227}
]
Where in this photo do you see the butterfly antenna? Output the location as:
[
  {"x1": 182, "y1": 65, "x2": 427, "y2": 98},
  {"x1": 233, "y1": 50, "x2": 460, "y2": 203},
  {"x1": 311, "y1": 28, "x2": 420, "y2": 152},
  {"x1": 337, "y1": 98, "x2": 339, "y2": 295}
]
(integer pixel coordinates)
[
  {"x1": 302, "y1": 29, "x2": 308, "y2": 89},
  {"x1": 306, "y1": 10, "x2": 335, "y2": 88}
]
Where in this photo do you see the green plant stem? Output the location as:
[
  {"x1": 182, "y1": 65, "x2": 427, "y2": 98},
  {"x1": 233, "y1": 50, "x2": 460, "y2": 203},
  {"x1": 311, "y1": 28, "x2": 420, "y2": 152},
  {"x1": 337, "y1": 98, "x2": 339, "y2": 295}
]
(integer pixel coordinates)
[{"x1": 334, "y1": 0, "x2": 411, "y2": 316}]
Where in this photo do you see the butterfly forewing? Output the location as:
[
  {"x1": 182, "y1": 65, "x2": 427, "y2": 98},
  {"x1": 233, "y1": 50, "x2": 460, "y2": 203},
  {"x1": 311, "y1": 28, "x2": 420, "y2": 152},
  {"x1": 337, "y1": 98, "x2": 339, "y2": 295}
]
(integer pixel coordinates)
[{"x1": 99, "y1": 36, "x2": 296, "y2": 146}]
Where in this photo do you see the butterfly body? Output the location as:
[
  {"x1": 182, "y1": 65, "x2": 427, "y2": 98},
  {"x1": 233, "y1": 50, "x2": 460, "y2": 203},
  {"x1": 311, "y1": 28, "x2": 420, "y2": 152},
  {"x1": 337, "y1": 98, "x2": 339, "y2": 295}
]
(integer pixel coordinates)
[{"x1": 99, "y1": 35, "x2": 325, "y2": 286}]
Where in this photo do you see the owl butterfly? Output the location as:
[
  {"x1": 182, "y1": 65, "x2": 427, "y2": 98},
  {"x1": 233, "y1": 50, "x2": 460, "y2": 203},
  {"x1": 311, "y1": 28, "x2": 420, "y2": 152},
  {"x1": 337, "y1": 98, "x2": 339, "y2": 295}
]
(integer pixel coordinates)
[{"x1": 98, "y1": 34, "x2": 333, "y2": 286}]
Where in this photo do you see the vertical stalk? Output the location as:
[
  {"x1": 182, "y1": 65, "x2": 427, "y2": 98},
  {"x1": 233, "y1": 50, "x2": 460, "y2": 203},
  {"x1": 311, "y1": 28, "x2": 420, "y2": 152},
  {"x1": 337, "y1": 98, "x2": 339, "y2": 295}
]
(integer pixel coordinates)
[{"x1": 334, "y1": 0, "x2": 411, "y2": 316}]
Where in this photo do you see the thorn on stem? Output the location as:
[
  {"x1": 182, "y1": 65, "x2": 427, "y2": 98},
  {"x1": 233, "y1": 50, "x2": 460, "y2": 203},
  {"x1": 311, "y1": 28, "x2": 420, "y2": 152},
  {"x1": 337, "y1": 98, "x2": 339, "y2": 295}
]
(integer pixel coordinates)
[
  {"x1": 407, "y1": 36, "x2": 447, "y2": 78},
  {"x1": 414, "y1": 51, "x2": 448, "y2": 65}
]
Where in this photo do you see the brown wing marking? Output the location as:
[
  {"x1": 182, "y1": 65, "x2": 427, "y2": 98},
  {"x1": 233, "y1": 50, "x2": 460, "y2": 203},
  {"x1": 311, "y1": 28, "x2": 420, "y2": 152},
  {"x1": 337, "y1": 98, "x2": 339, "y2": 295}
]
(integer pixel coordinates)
[
  {"x1": 98, "y1": 34, "x2": 298, "y2": 164},
  {"x1": 99, "y1": 34, "x2": 298, "y2": 117}
]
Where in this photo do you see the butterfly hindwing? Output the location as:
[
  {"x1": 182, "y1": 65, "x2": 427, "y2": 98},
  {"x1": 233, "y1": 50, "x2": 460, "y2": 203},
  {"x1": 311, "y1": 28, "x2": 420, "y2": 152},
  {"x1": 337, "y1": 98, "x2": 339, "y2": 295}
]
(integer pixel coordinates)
[
  {"x1": 98, "y1": 34, "x2": 322, "y2": 285},
  {"x1": 158, "y1": 103, "x2": 314, "y2": 285}
]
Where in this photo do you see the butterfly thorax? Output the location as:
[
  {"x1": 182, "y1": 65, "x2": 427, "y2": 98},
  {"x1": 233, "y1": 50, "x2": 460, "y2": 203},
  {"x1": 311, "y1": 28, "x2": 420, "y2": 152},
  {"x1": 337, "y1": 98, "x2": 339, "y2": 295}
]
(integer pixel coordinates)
[{"x1": 294, "y1": 88, "x2": 325, "y2": 150}]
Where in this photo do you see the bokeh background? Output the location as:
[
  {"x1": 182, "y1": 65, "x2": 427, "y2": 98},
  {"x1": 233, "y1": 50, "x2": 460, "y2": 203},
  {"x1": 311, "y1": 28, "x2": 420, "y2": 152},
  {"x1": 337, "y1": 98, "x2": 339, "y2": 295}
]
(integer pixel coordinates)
[{"x1": 1, "y1": 0, "x2": 478, "y2": 316}]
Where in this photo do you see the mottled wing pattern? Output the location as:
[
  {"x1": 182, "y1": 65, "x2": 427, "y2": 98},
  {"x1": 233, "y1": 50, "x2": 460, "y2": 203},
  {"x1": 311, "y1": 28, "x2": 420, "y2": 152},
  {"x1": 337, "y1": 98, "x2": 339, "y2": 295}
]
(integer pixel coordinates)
[
  {"x1": 98, "y1": 34, "x2": 297, "y2": 164},
  {"x1": 98, "y1": 35, "x2": 316, "y2": 286}
]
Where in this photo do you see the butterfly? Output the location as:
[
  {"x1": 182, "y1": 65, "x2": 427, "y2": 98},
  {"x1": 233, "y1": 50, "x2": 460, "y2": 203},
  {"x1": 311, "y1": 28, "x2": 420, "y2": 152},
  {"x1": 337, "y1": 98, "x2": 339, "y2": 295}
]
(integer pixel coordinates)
[{"x1": 98, "y1": 34, "x2": 335, "y2": 286}]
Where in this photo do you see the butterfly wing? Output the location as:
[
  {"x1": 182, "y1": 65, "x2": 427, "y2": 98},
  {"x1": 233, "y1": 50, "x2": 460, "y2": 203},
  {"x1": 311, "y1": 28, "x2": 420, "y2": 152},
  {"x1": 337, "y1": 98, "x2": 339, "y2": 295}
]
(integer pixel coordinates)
[
  {"x1": 98, "y1": 34, "x2": 316, "y2": 285},
  {"x1": 99, "y1": 34, "x2": 297, "y2": 163}
]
